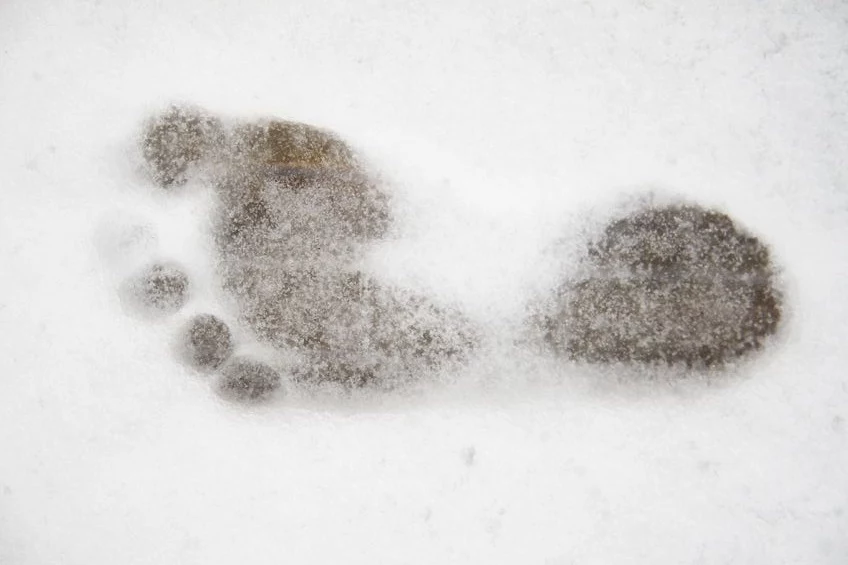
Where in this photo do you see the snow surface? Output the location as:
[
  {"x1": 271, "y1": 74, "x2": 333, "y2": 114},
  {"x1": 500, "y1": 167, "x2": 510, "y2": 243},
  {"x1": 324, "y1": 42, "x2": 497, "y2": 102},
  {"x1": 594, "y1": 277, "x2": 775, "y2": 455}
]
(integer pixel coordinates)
[{"x1": 1, "y1": 0, "x2": 847, "y2": 563}]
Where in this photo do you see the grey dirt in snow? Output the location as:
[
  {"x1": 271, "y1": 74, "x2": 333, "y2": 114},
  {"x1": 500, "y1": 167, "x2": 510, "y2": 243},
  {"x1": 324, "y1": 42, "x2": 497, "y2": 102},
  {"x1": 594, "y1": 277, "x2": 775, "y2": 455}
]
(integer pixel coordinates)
[
  {"x1": 536, "y1": 203, "x2": 783, "y2": 369},
  {"x1": 134, "y1": 104, "x2": 784, "y2": 398},
  {"x1": 137, "y1": 104, "x2": 480, "y2": 395}
]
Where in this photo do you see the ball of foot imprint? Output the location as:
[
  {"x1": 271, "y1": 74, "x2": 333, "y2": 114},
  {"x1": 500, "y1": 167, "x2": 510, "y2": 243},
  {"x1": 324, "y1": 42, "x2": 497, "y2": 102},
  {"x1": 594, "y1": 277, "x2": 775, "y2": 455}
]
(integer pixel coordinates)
[
  {"x1": 124, "y1": 262, "x2": 189, "y2": 315},
  {"x1": 141, "y1": 104, "x2": 222, "y2": 187},
  {"x1": 243, "y1": 270, "x2": 480, "y2": 389},
  {"x1": 196, "y1": 116, "x2": 460, "y2": 389},
  {"x1": 540, "y1": 203, "x2": 782, "y2": 368},
  {"x1": 180, "y1": 314, "x2": 234, "y2": 371},
  {"x1": 216, "y1": 357, "x2": 282, "y2": 403}
]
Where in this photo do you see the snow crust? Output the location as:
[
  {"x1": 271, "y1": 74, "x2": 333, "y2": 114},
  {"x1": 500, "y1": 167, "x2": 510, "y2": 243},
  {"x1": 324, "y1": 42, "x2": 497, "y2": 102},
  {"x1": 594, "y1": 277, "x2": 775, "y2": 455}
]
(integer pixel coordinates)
[{"x1": 1, "y1": 0, "x2": 847, "y2": 563}]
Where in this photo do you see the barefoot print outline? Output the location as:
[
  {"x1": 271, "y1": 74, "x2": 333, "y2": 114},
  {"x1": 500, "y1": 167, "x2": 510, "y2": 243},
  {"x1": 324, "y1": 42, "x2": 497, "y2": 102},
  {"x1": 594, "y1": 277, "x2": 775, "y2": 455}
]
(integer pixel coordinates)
[{"x1": 117, "y1": 104, "x2": 784, "y2": 405}]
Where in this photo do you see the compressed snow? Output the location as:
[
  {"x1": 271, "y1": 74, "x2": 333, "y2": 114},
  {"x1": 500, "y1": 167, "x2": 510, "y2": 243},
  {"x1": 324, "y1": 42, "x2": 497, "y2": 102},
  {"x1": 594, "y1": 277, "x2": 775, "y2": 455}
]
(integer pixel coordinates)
[{"x1": 1, "y1": 0, "x2": 847, "y2": 563}]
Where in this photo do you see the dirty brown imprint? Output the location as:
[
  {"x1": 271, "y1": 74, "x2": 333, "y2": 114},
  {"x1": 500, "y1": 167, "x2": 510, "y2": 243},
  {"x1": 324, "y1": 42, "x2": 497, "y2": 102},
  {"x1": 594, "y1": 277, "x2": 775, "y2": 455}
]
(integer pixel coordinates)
[
  {"x1": 132, "y1": 104, "x2": 784, "y2": 402},
  {"x1": 137, "y1": 105, "x2": 479, "y2": 398}
]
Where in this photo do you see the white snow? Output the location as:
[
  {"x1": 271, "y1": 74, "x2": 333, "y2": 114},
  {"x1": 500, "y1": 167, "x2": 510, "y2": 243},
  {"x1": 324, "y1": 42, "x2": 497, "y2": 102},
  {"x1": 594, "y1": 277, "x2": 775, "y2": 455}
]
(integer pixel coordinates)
[{"x1": 1, "y1": 0, "x2": 847, "y2": 563}]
